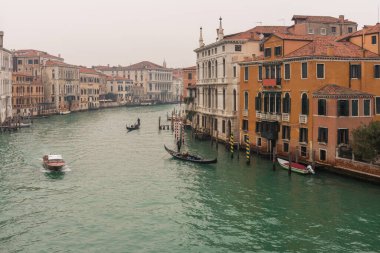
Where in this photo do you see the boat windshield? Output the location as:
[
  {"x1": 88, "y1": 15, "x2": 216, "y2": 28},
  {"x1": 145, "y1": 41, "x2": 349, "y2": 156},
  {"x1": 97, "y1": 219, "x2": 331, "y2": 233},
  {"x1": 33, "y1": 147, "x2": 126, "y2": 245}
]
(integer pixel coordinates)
[{"x1": 48, "y1": 155, "x2": 63, "y2": 160}]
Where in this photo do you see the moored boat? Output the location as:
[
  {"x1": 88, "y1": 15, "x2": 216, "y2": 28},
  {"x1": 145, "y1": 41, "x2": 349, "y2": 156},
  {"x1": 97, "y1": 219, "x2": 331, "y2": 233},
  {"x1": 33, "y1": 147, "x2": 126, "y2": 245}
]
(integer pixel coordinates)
[
  {"x1": 164, "y1": 145, "x2": 217, "y2": 164},
  {"x1": 59, "y1": 110, "x2": 71, "y2": 115},
  {"x1": 43, "y1": 155, "x2": 65, "y2": 171},
  {"x1": 277, "y1": 158, "x2": 315, "y2": 174}
]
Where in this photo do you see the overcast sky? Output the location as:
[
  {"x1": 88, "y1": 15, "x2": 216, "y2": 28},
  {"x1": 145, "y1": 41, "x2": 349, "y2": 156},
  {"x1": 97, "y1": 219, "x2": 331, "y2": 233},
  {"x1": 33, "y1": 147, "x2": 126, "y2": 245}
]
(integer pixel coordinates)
[{"x1": 0, "y1": 0, "x2": 379, "y2": 68}]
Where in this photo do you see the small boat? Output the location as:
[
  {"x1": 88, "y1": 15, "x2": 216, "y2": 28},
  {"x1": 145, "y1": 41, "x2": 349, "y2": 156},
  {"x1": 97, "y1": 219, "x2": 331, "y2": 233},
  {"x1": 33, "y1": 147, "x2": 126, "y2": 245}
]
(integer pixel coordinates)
[
  {"x1": 126, "y1": 124, "x2": 140, "y2": 131},
  {"x1": 43, "y1": 154, "x2": 65, "y2": 171},
  {"x1": 127, "y1": 118, "x2": 140, "y2": 131},
  {"x1": 19, "y1": 122, "x2": 32, "y2": 128},
  {"x1": 59, "y1": 110, "x2": 71, "y2": 115},
  {"x1": 164, "y1": 145, "x2": 217, "y2": 164},
  {"x1": 277, "y1": 158, "x2": 315, "y2": 174}
]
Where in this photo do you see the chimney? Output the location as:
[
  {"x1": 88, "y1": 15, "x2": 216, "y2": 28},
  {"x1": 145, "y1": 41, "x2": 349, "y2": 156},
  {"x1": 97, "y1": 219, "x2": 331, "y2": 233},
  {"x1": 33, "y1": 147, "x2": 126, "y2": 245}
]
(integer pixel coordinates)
[
  {"x1": 339, "y1": 15, "x2": 344, "y2": 22},
  {"x1": 0, "y1": 31, "x2": 4, "y2": 48}
]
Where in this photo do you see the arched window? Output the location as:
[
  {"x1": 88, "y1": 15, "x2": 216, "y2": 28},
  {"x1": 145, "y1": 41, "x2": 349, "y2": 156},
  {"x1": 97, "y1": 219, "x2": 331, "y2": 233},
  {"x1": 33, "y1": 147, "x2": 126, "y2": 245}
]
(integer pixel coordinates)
[
  {"x1": 301, "y1": 93, "x2": 309, "y2": 115},
  {"x1": 244, "y1": 91, "x2": 249, "y2": 110},
  {"x1": 233, "y1": 89, "x2": 237, "y2": 111},
  {"x1": 223, "y1": 89, "x2": 226, "y2": 109},
  {"x1": 223, "y1": 58, "x2": 226, "y2": 77},
  {"x1": 215, "y1": 88, "x2": 218, "y2": 108},
  {"x1": 255, "y1": 92, "x2": 262, "y2": 111},
  {"x1": 283, "y1": 93, "x2": 291, "y2": 113},
  {"x1": 208, "y1": 61, "x2": 211, "y2": 78},
  {"x1": 215, "y1": 60, "x2": 218, "y2": 78},
  {"x1": 264, "y1": 93, "x2": 269, "y2": 113}
]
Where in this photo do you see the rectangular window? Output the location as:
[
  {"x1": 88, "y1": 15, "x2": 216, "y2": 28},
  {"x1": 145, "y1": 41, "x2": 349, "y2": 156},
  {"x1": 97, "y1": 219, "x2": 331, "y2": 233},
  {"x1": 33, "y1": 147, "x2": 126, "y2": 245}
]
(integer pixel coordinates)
[
  {"x1": 301, "y1": 62, "x2": 308, "y2": 79},
  {"x1": 282, "y1": 126, "x2": 290, "y2": 140},
  {"x1": 242, "y1": 119, "x2": 248, "y2": 131},
  {"x1": 308, "y1": 28, "x2": 314, "y2": 34},
  {"x1": 274, "y1": 46, "x2": 282, "y2": 56},
  {"x1": 337, "y1": 100, "x2": 349, "y2": 116},
  {"x1": 222, "y1": 45, "x2": 225, "y2": 51},
  {"x1": 299, "y1": 128, "x2": 308, "y2": 143},
  {"x1": 372, "y1": 35, "x2": 377, "y2": 44},
  {"x1": 244, "y1": 66, "x2": 249, "y2": 81},
  {"x1": 331, "y1": 27, "x2": 336, "y2": 33},
  {"x1": 320, "y1": 28, "x2": 326, "y2": 35},
  {"x1": 318, "y1": 127, "x2": 328, "y2": 143},
  {"x1": 350, "y1": 64, "x2": 361, "y2": 79},
  {"x1": 374, "y1": 65, "x2": 380, "y2": 78},
  {"x1": 320, "y1": 149, "x2": 327, "y2": 161},
  {"x1": 364, "y1": 99, "x2": 371, "y2": 116},
  {"x1": 301, "y1": 146, "x2": 307, "y2": 157},
  {"x1": 233, "y1": 66, "x2": 237, "y2": 78},
  {"x1": 188, "y1": 73, "x2": 192, "y2": 80},
  {"x1": 283, "y1": 142, "x2": 289, "y2": 153},
  {"x1": 352, "y1": 99, "x2": 359, "y2": 116},
  {"x1": 222, "y1": 120, "x2": 225, "y2": 133},
  {"x1": 284, "y1": 63, "x2": 290, "y2": 80},
  {"x1": 255, "y1": 122, "x2": 261, "y2": 133},
  {"x1": 376, "y1": 97, "x2": 380, "y2": 114},
  {"x1": 264, "y1": 48, "x2": 272, "y2": 57},
  {"x1": 317, "y1": 64, "x2": 324, "y2": 79},
  {"x1": 318, "y1": 99, "x2": 327, "y2": 115},
  {"x1": 28, "y1": 59, "x2": 33, "y2": 64},
  {"x1": 235, "y1": 45, "x2": 242, "y2": 51},
  {"x1": 258, "y1": 65, "x2": 262, "y2": 81},
  {"x1": 337, "y1": 129, "x2": 349, "y2": 145},
  {"x1": 257, "y1": 137, "x2": 262, "y2": 147},
  {"x1": 34, "y1": 59, "x2": 39, "y2": 64},
  {"x1": 348, "y1": 27, "x2": 353, "y2": 33},
  {"x1": 17, "y1": 59, "x2": 22, "y2": 65}
]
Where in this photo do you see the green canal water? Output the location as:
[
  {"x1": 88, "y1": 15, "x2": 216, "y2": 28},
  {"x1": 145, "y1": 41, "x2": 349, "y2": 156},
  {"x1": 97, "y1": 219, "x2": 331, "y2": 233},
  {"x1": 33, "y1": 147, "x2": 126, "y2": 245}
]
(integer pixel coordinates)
[{"x1": 0, "y1": 105, "x2": 380, "y2": 253}]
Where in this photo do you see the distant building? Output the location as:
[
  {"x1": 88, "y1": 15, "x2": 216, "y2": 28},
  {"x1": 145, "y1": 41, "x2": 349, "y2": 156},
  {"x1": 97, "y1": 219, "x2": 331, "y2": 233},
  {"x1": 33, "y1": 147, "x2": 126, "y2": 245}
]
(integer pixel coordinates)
[
  {"x1": 0, "y1": 31, "x2": 12, "y2": 124},
  {"x1": 12, "y1": 72, "x2": 44, "y2": 116},
  {"x1": 172, "y1": 68, "x2": 183, "y2": 102},
  {"x1": 106, "y1": 76, "x2": 134, "y2": 103},
  {"x1": 182, "y1": 66, "x2": 196, "y2": 99},
  {"x1": 79, "y1": 67, "x2": 104, "y2": 110},
  {"x1": 289, "y1": 15, "x2": 357, "y2": 36},
  {"x1": 42, "y1": 60, "x2": 80, "y2": 112},
  {"x1": 95, "y1": 61, "x2": 174, "y2": 102}
]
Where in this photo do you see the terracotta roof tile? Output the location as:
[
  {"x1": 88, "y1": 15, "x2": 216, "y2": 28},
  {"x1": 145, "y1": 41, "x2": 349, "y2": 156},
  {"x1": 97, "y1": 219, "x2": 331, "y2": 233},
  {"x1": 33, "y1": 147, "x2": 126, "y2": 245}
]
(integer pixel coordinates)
[
  {"x1": 224, "y1": 26, "x2": 289, "y2": 40},
  {"x1": 292, "y1": 15, "x2": 357, "y2": 24},
  {"x1": 45, "y1": 60, "x2": 77, "y2": 68},
  {"x1": 14, "y1": 49, "x2": 63, "y2": 61},
  {"x1": 313, "y1": 84, "x2": 373, "y2": 97},
  {"x1": 285, "y1": 36, "x2": 379, "y2": 58},
  {"x1": 79, "y1": 67, "x2": 101, "y2": 75},
  {"x1": 337, "y1": 23, "x2": 380, "y2": 41}
]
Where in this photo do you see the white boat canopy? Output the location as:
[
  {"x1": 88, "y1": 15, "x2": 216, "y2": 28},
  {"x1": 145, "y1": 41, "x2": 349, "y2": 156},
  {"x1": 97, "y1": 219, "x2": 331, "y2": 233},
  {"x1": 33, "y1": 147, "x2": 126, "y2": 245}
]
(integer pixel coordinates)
[{"x1": 48, "y1": 155, "x2": 63, "y2": 160}]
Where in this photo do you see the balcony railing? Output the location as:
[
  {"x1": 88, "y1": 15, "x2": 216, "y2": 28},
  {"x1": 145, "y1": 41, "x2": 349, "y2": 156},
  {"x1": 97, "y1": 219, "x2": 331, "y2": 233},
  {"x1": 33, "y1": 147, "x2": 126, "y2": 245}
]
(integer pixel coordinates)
[
  {"x1": 256, "y1": 111, "x2": 261, "y2": 119},
  {"x1": 262, "y1": 78, "x2": 281, "y2": 87},
  {"x1": 257, "y1": 112, "x2": 281, "y2": 122},
  {"x1": 282, "y1": 113, "x2": 290, "y2": 122},
  {"x1": 299, "y1": 114, "x2": 308, "y2": 124}
]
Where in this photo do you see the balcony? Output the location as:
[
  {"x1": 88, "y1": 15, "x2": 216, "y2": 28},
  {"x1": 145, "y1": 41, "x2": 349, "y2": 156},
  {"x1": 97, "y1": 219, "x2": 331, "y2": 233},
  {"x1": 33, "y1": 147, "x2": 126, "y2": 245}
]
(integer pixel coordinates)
[
  {"x1": 299, "y1": 114, "x2": 308, "y2": 124},
  {"x1": 262, "y1": 78, "x2": 281, "y2": 87},
  {"x1": 256, "y1": 111, "x2": 262, "y2": 119},
  {"x1": 243, "y1": 110, "x2": 248, "y2": 117},
  {"x1": 282, "y1": 113, "x2": 289, "y2": 122},
  {"x1": 258, "y1": 112, "x2": 281, "y2": 122}
]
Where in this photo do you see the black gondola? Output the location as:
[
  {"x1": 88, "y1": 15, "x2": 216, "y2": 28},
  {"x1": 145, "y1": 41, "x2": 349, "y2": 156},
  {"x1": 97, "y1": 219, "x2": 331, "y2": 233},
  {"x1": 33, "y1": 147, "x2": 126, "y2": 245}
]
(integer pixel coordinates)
[
  {"x1": 164, "y1": 145, "x2": 217, "y2": 164},
  {"x1": 126, "y1": 118, "x2": 141, "y2": 131}
]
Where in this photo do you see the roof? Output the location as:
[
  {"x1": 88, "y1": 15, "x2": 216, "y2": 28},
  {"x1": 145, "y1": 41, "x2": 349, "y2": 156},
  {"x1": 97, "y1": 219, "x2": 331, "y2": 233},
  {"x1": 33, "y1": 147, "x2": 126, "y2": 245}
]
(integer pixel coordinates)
[
  {"x1": 14, "y1": 49, "x2": 63, "y2": 61},
  {"x1": 183, "y1": 66, "x2": 196, "y2": 71},
  {"x1": 45, "y1": 60, "x2": 78, "y2": 68},
  {"x1": 272, "y1": 32, "x2": 316, "y2": 41},
  {"x1": 292, "y1": 15, "x2": 357, "y2": 24},
  {"x1": 313, "y1": 84, "x2": 373, "y2": 98},
  {"x1": 224, "y1": 26, "x2": 289, "y2": 40},
  {"x1": 80, "y1": 67, "x2": 101, "y2": 75},
  {"x1": 338, "y1": 23, "x2": 380, "y2": 41},
  {"x1": 48, "y1": 155, "x2": 63, "y2": 160},
  {"x1": 285, "y1": 36, "x2": 379, "y2": 58},
  {"x1": 124, "y1": 61, "x2": 167, "y2": 70}
]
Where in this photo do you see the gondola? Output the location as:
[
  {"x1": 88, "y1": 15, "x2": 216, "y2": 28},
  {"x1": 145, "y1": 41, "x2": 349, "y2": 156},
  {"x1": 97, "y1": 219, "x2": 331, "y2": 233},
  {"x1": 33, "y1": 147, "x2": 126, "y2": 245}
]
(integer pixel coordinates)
[
  {"x1": 126, "y1": 124, "x2": 140, "y2": 131},
  {"x1": 164, "y1": 145, "x2": 217, "y2": 164}
]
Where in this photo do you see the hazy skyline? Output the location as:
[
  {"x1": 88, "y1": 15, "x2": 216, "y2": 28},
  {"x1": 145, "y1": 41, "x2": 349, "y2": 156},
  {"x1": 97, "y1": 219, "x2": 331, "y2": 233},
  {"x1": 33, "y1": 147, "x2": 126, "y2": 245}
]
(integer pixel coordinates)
[{"x1": 1, "y1": 0, "x2": 379, "y2": 68}]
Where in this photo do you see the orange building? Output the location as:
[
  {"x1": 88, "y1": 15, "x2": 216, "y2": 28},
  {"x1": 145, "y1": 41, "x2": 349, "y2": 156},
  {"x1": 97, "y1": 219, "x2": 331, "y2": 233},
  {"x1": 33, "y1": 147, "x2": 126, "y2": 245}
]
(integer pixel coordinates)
[
  {"x1": 182, "y1": 66, "x2": 196, "y2": 98},
  {"x1": 12, "y1": 72, "x2": 44, "y2": 116},
  {"x1": 239, "y1": 24, "x2": 380, "y2": 166}
]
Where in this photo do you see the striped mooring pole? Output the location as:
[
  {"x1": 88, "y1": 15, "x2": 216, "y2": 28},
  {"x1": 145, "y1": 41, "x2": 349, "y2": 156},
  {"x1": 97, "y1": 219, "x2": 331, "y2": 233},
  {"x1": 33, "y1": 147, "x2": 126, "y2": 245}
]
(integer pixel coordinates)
[
  {"x1": 230, "y1": 133, "x2": 234, "y2": 159},
  {"x1": 246, "y1": 136, "x2": 250, "y2": 164}
]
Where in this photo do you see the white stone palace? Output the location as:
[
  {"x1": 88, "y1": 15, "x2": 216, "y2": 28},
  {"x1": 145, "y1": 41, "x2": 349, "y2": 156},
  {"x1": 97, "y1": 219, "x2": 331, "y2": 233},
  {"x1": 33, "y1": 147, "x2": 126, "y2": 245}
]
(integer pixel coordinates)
[{"x1": 0, "y1": 32, "x2": 12, "y2": 124}]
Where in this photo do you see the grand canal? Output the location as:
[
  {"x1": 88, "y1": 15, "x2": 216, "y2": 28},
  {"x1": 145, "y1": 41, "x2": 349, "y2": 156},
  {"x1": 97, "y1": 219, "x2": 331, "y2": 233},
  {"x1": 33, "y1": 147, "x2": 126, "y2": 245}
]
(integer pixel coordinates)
[{"x1": 0, "y1": 105, "x2": 379, "y2": 253}]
